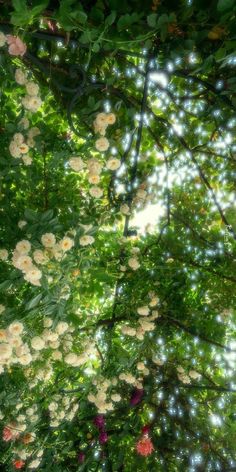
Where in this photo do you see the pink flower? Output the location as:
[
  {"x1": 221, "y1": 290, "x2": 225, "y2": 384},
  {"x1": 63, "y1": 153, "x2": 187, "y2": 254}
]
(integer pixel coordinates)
[
  {"x1": 78, "y1": 452, "x2": 85, "y2": 463},
  {"x1": 2, "y1": 424, "x2": 19, "y2": 441},
  {"x1": 94, "y1": 415, "x2": 105, "y2": 429},
  {"x1": 130, "y1": 388, "x2": 144, "y2": 406},
  {"x1": 99, "y1": 431, "x2": 108, "y2": 444},
  {"x1": 6, "y1": 36, "x2": 27, "y2": 56},
  {"x1": 3, "y1": 426, "x2": 14, "y2": 441},
  {"x1": 136, "y1": 437, "x2": 154, "y2": 456},
  {"x1": 141, "y1": 425, "x2": 151, "y2": 435},
  {"x1": 13, "y1": 459, "x2": 25, "y2": 469}
]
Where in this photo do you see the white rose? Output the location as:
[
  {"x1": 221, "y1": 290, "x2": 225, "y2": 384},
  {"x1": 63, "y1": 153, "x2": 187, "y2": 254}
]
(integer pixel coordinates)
[
  {"x1": 41, "y1": 233, "x2": 56, "y2": 248},
  {"x1": 0, "y1": 343, "x2": 12, "y2": 359},
  {"x1": 59, "y1": 237, "x2": 74, "y2": 252},
  {"x1": 128, "y1": 257, "x2": 140, "y2": 270},
  {"x1": 0, "y1": 249, "x2": 8, "y2": 260},
  {"x1": 8, "y1": 321, "x2": 24, "y2": 336},
  {"x1": 15, "y1": 240, "x2": 31, "y2": 254},
  {"x1": 89, "y1": 186, "x2": 103, "y2": 198},
  {"x1": 79, "y1": 235, "x2": 95, "y2": 246},
  {"x1": 0, "y1": 32, "x2": 6, "y2": 47},
  {"x1": 22, "y1": 155, "x2": 32, "y2": 166},
  {"x1": 26, "y1": 81, "x2": 39, "y2": 96},
  {"x1": 18, "y1": 220, "x2": 27, "y2": 229},
  {"x1": 106, "y1": 157, "x2": 121, "y2": 171},
  {"x1": 15, "y1": 69, "x2": 27, "y2": 85},
  {"x1": 95, "y1": 137, "x2": 109, "y2": 152},
  {"x1": 68, "y1": 157, "x2": 85, "y2": 172},
  {"x1": 31, "y1": 336, "x2": 45, "y2": 351},
  {"x1": 64, "y1": 353, "x2": 78, "y2": 366},
  {"x1": 56, "y1": 321, "x2": 69, "y2": 335},
  {"x1": 137, "y1": 306, "x2": 149, "y2": 317}
]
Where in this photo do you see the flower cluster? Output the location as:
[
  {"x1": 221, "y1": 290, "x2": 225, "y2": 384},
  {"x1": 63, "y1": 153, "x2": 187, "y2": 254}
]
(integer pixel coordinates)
[
  {"x1": 177, "y1": 366, "x2": 201, "y2": 384},
  {"x1": 121, "y1": 294, "x2": 159, "y2": 341},
  {"x1": 48, "y1": 394, "x2": 79, "y2": 427},
  {"x1": 68, "y1": 111, "x2": 120, "y2": 200},
  {"x1": 88, "y1": 376, "x2": 121, "y2": 413},
  {"x1": 12, "y1": 233, "x2": 74, "y2": 286},
  {"x1": 0, "y1": 32, "x2": 26, "y2": 56}
]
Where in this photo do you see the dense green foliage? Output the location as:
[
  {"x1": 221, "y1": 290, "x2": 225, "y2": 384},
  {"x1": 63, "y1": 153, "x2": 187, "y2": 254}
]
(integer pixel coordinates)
[{"x1": 0, "y1": 1, "x2": 236, "y2": 471}]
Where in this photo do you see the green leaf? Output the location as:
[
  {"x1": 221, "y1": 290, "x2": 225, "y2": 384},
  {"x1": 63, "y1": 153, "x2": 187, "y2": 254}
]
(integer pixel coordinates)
[
  {"x1": 25, "y1": 293, "x2": 43, "y2": 310},
  {"x1": 105, "y1": 11, "x2": 117, "y2": 26},
  {"x1": 12, "y1": 0, "x2": 27, "y2": 11},
  {"x1": 79, "y1": 31, "x2": 91, "y2": 44},
  {"x1": 24, "y1": 209, "x2": 38, "y2": 222},
  {"x1": 147, "y1": 13, "x2": 157, "y2": 28},
  {"x1": 217, "y1": 0, "x2": 235, "y2": 11}
]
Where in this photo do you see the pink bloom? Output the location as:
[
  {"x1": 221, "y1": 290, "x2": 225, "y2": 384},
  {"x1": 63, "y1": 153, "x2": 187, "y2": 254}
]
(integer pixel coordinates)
[
  {"x1": 136, "y1": 437, "x2": 154, "y2": 457},
  {"x1": 141, "y1": 425, "x2": 151, "y2": 435},
  {"x1": 13, "y1": 459, "x2": 25, "y2": 469},
  {"x1": 2, "y1": 424, "x2": 19, "y2": 441},
  {"x1": 99, "y1": 431, "x2": 108, "y2": 444},
  {"x1": 3, "y1": 426, "x2": 13, "y2": 441},
  {"x1": 94, "y1": 415, "x2": 105, "y2": 429},
  {"x1": 78, "y1": 452, "x2": 85, "y2": 463},
  {"x1": 6, "y1": 36, "x2": 27, "y2": 56},
  {"x1": 130, "y1": 388, "x2": 144, "y2": 406}
]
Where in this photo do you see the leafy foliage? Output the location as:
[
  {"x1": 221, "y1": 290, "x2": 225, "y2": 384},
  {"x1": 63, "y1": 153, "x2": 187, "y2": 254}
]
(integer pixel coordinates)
[{"x1": 0, "y1": 1, "x2": 236, "y2": 471}]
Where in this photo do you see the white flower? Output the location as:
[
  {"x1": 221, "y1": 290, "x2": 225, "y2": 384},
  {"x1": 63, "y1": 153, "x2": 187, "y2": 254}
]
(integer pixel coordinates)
[
  {"x1": 33, "y1": 249, "x2": 48, "y2": 265},
  {"x1": 28, "y1": 459, "x2": 41, "y2": 469},
  {"x1": 87, "y1": 158, "x2": 103, "y2": 175},
  {"x1": 79, "y1": 235, "x2": 95, "y2": 246},
  {"x1": 68, "y1": 157, "x2": 85, "y2": 172},
  {"x1": 8, "y1": 321, "x2": 24, "y2": 336},
  {"x1": 18, "y1": 220, "x2": 27, "y2": 229},
  {"x1": 22, "y1": 95, "x2": 42, "y2": 112},
  {"x1": 89, "y1": 186, "x2": 103, "y2": 198},
  {"x1": 128, "y1": 257, "x2": 140, "y2": 270},
  {"x1": 0, "y1": 343, "x2": 12, "y2": 360},
  {"x1": 0, "y1": 249, "x2": 8, "y2": 260},
  {"x1": 106, "y1": 157, "x2": 121, "y2": 171},
  {"x1": 43, "y1": 317, "x2": 53, "y2": 328},
  {"x1": 56, "y1": 321, "x2": 69, "y2": 335},
  {"x1": 136, "y1": 189, "x2": 147, "y2": 200},
  {"x1": 0, "y1": 32, "x2": 6, "y2": 47},
  {"x1": 189, "y1": 370, "x2": 201, "y2": 380},
  {"x1": 41, "y1": 233, "x2": 56, "y2": 248},
  {"x1": 15, "y1": 240, "x2": 31, "y2": 254},
  {"x1": 13, "y1": 133, "x2": 24, "y2": 145},
  {"x1": 18, "y1": 143, "x2": 29, "y2": 154},
  {"x1": 111, "y1": 393, "x2": 121, "y2": 402},
  {"x1": 15, "y1": 255, "x2": 33, "y2": 272},
  {"x1": 59, "y1": 237, "x2": 74, "y2": 252},
  {"x1": 95, "y1": 113, "x2": 108, "y2": 127},
  {"x1": 95, "y1": 137, "x2": 109, "y2": 152},
  {"x1": 28, "y1": 127, "x2": 40, "y2": 138},
  {"x1": 106, "y1": 113, "x2": 116, "y2": 125},
  {"x1": 26, "y1": 81, "x2": 39, "y2": 96},
  {"x1": 22, "y1": 155, "x2": 32, "y2": 166},
  {"x1": 9, "y1": 141, "x2": 21, "y2": 158},
  {"x1": 52, "y1": 350, "x2": 62, "y2": 360},
  {"x1": 19, "y1": 117, "x2": 29, "y2": 130},
  {"x1": 120, "y1": 204, "x2": 130, "y2": 215},
  {"x1": 88, "y1": 174, "x2": 100, "y2": 184},
  {"x1": 0, "y1": 304, "x2": 5, "y2": 314},
  {"x1": 15, "y1": 69, "x2": 27, "y2": 85},
  {"x1": 137, "y1": 362, "x2": 145, "y2": 371},
  {"x1": 149, "y1": 297, "x2": 158, "y2": 307},
  {"x1": 137, "y1": 306, "x2": 149, "y2": 317},
  {"x1": 64, "y1": 353, "x2": 78, "y2": 365},
  {"x1": 31, "y1": 336, "x2": 45, "y2": 351}
]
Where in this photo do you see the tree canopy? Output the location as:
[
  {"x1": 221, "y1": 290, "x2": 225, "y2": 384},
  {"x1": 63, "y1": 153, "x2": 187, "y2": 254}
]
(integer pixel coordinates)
[{"x1": 0, "y1": 1, "x2": 236, "y2": 471}]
